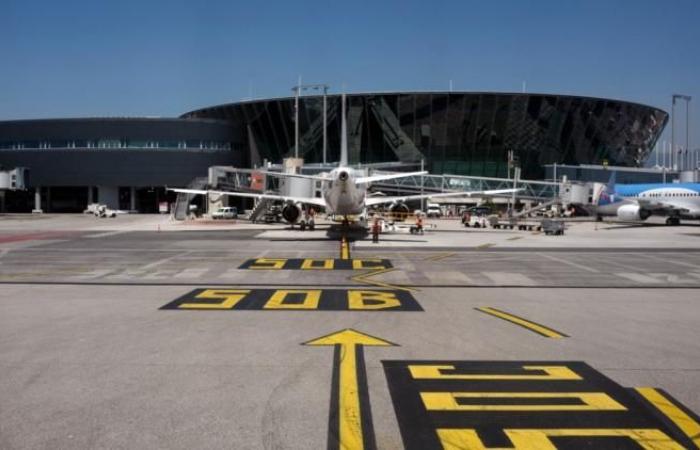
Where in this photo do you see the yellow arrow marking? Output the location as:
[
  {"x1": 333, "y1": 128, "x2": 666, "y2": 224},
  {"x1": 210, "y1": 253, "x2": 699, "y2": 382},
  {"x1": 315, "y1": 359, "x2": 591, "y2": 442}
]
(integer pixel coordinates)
[{"x1": 304, "y1": 329, "x2": 396, "y2": 450}]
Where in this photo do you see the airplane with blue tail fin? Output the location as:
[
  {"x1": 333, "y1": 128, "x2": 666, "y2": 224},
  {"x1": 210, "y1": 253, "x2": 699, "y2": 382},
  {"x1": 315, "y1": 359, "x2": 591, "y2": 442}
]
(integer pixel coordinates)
[{"x1": 595, "y1": 172, "x2": 700, "y2": 225}]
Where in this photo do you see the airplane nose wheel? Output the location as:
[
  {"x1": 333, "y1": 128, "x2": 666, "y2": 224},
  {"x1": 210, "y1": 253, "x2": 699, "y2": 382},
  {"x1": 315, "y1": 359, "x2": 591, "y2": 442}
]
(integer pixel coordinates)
[{"x1": 666, "y1": 217, "x2": 681, "y2": 226}]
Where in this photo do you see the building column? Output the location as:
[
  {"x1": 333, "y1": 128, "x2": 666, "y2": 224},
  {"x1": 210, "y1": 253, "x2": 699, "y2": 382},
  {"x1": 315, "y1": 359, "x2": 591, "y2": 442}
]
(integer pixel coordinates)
[
  {"x1": 33, "y1": 187, "x2": 43, "y2": 213},
  {"x1": 87, "y1": 186, "x2": 93, "y2": 204},
  {"x1": 130, "y1": 187, "x2": 136, "y2": 211},
  {"x1": 97, "y1": 186, "x2": 119, "y2": 209}
]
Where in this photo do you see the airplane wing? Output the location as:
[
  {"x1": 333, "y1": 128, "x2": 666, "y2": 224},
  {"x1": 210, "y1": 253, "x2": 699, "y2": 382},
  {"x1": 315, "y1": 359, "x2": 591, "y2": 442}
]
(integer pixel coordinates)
[
  {"x1": 635, "y1": 198, "x2": 691, "y2": 214},
  {"x1": 168, "y1": 188, "x2": 327, "y2": 209},
  {"x1": 354, "y1": 171, "x2": 428, "y2": 185},
  {"x1": 364, "y1": 189, "x2": 522, "y2": 206}
]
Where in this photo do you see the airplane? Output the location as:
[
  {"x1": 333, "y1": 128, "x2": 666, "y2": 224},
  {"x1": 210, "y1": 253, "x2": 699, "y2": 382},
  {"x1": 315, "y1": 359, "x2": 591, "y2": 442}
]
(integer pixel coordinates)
[
  {"x1": 594, "y1": 171, "x2": 700, "y2": 225},
  {"x1": 170, "y1": 93, "x2": 520, "y2": 229}
]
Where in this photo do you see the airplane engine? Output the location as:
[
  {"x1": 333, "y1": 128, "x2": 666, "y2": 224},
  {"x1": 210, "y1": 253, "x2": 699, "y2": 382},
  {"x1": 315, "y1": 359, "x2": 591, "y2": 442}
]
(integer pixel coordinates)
[
  {"x1": 388, "y1": 202, "x2": 410, "y2": 221},
  {"x1": 282, "y1": 203, "x2": 302, "y2": 224},
  {"x1": 617, "y1": 204, "x2": 651, "y2": 221}
]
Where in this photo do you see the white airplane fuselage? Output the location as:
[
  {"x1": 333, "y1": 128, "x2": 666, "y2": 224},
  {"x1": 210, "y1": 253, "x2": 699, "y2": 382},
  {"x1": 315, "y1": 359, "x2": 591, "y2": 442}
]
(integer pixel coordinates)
[{"x1": 322, "y1": 167, "x2": 367, "y2": 216}]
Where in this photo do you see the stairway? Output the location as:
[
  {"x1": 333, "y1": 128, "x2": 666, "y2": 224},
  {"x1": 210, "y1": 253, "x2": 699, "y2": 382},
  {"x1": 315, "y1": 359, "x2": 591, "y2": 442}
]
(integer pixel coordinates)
[
  {"x1": 172, "y1": 177, "x2": 208, "y2": 220},
  {"x1": 248, "y1": 197, "x2": 272, "y2": 223}
]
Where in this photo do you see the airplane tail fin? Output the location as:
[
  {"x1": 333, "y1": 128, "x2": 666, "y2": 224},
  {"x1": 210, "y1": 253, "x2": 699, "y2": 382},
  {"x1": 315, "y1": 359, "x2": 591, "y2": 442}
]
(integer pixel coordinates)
[
  {"x1": 605, "y1": 171, "x2": 616, "y2": 194},
  {"x1": 596, "y1": 171, "x2": 616, "y2": 206},
  {"x1": 339, "y1": 92, "x2": 348, "y2": 167}
]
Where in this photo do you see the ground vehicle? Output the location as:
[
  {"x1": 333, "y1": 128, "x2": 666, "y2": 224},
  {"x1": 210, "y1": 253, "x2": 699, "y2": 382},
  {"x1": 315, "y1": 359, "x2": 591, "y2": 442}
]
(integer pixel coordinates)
[
  {"x1": 211, "y1": 207, "x2": 238, "y2": 220},
  {"x1": 464, "y1": 215, "x2": 489, "y2": 228},
  {"x1": 94, "y1": 204, "x2": 117, "y2": 218},
  {"x1": 541, "y1": 218, "x2": 565, "y2": 235},
  {"x1": 426, "y1": 203, "x2": 442, "y2": 218}
]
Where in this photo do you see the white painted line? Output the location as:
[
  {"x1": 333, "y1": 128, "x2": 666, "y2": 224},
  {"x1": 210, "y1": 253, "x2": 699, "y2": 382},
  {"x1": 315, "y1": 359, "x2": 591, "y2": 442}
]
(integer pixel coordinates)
[
  {"x1": 537, "y1": 253, "x2": 600, "y2": 273},
  {"x1": 69, "y1": 269, "x2": 114, "y2": 279},
  {"x1": 616, "y1": 272, "x2": 663, "y2": 283},
  {"x1": 137, "y1": 251, "x2": 191, "y2": 271},
  {"x1": 482, "y1": 272, "x2": 537, "y2": 285},
  {"x1": 536, "y1": 253, "x2": 600, "y2": 273},
  {"x1": 85, "y1": 230, "x2": 131, "y2": 239},
  {"x1": 647, "y1": 255, "x2": 700, "y2": 270},
  {"x1": 174, "y1": 268, "x2": 210, "y2": 279},
  {"x1": 424, "y1": 270, "x2": 475, "y2": 285}
]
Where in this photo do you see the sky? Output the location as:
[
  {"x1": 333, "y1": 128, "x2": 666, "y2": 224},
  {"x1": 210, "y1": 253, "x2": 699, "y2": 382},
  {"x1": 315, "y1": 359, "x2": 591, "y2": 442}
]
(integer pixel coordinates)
[{"x1": 1, "y1": 0, "x2": 699, "y2": 152}]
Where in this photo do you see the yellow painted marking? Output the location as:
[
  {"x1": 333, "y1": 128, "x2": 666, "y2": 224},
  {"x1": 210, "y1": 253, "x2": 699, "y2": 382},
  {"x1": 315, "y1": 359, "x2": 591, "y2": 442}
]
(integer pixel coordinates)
[
  {"x1": 476, "y1": 306, "x2": 567, "y2": 339},
  {"x1": 507, "y1": 236, "x2": 523, "y2": 241},
  {"x1": 304, "y1": 329, "x2": 396, "y2": 450},
  {"x1": 425, "y1": 252, "x2": 456, "y2": 261},
  {"x1": 436, "y1": 428, "x2": 684, "y2": 450},
  {"x1": 409, "y1": 364, "x2": 582, "y2": 381},
  {"x1": 263, "y1": 289, "x2": 321, "y2": 309},
  {"x1": 348, "y1": 290, "x2": 401, "y2": 310},
  {"x1": 247, "y1": 257, "x2": 287, "y2": 269},
  {"x1": 351, "y1": 259, "x2": 389, "y2": 270},
  {"x1": 178, "y1": 289, "x2": 251, "y2": 309},
  {"x1": 636, "y1": 387, "x2": 700, "y2": 448},
  {"x1": 350, "y1": 267, "x2": 418, "y2": 292},
  {"x1": 421, "y1": 392, "x2": 626, "y2": 412},
  {"x1": 300, "y1": 258, "x2": 334, "y2": 270},
  {"x1": 476, "y1": 243, "x2": 495, "y2": 249},
  {"x1": 340, "y1": 237, "x2": 350, "y2": 260}
]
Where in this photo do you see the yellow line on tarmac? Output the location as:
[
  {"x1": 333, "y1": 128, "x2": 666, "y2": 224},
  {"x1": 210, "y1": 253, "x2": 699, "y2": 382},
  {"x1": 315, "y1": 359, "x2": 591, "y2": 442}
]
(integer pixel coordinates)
[
  {"x1": 635, "y1": 387, "x2": 700, "y2": 448},
  {"x1": 351, "y1": 267, "x2": 418, "y2": 292},
  {"x1": 340, "y1": 237, "x2": 350, "y2": 260},
  {"x1": 475, "y1": 306, "x2": 568, "y2": 339},
  {"x1": 425, "y1": 252, "x2": 456, "y2": 262},
  {"x1": 476, "y1": 243, "x2": 495, "y2": 249}
]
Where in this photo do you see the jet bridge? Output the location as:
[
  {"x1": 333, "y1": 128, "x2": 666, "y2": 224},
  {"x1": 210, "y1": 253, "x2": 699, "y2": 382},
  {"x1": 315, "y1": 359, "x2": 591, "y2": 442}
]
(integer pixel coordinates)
[{"x1": 368, "y1": 172, "x2": 560, "y2": 201}]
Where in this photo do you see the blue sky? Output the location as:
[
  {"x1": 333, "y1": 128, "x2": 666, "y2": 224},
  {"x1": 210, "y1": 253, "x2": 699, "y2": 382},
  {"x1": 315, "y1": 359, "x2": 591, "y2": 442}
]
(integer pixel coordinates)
[{"x1": 2, "y1": 0, "x2": 698, "y2": 149}]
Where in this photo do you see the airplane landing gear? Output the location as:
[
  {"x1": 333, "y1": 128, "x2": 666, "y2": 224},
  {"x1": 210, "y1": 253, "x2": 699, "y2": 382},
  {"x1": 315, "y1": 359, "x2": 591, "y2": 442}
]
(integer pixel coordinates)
[{"x1": 666, "y1": 217, "x2": 681, "y2": 226}]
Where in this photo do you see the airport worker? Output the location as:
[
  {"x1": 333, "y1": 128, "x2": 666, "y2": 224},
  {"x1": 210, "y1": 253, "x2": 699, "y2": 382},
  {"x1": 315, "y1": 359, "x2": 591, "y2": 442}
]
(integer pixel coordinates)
[
  {"x1": 416, "y1": 212, "x2": 424, "y2": 235},
  {"x1": 372, "y1": 217, "x2": 380, "y2": 243}
]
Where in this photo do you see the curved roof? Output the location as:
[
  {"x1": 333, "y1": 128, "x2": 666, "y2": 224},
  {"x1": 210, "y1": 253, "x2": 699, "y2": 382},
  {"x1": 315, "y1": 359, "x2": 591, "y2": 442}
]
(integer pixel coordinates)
[{"x1": 181, "y1": 91, "x2": 667, "y2": 118}]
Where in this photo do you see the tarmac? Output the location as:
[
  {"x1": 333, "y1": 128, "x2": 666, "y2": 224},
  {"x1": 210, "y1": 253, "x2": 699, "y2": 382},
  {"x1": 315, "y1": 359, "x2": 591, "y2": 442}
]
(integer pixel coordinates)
[{"x1": 1, "y1": 214, "x2": 699, "y2": 449}]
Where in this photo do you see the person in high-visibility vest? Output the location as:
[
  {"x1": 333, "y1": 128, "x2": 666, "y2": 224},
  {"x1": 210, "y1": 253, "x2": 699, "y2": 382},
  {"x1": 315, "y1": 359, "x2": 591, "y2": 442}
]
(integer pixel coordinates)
[
  {"x1": 372, "y1": 217, "x2": 380, "y2": 243},
  {"x1": 416, "y1": 213, "x2": 424, "y2": 235}
]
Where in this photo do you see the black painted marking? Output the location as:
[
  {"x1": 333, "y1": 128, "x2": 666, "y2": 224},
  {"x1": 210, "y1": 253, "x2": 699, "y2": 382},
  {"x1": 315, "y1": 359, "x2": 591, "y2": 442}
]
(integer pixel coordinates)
[
  {"x1": 160, "y1": 288, "x2": 422, "y2": 311},
  {"x1": 357, "y1": 346, "x2": 377, "y2": 450},
  {"x1": 383, "y1": 360, "x2": 694, "y2": 449},
  {"x1": 326, "y1": 345, "x2": 341, "y2": 450},
  {"x1": 238, "y1": 258, "x2": 393, "y2": 270}
]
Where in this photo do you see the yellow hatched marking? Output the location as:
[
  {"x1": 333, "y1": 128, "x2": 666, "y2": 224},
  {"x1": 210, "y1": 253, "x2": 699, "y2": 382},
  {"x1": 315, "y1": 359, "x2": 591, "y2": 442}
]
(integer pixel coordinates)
[
  {"x1": 476, "y1": 306, "x2": 567, "y2": 339},
  {"x1": 436, "y1": 428, "x2": 684, "y2": 450},
  {"x1": 636, "y1": 387, "x2": 700, "y2": 448}
]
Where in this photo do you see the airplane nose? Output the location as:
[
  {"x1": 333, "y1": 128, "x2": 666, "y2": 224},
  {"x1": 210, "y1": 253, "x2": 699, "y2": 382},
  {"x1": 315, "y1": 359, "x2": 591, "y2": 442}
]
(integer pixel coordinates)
[{"x1": 338, "y1": 171, "x2": 349, "y2": 182}]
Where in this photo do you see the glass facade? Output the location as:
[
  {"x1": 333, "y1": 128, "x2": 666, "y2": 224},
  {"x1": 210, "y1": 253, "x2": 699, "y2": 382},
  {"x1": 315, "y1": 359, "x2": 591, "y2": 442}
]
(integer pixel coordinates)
[
  {"x1": 183, "y1": 92, "x2": 668, "y2": 179},
  {"x1": 0, "y1": 140, "x2": 231, "y2": 150}
]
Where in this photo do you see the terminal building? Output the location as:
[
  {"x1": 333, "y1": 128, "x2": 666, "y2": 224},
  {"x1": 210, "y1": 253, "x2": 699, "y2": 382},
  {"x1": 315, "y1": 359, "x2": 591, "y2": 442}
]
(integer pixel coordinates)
[{"x1": 0, "y1": 92, "x2": 668, "y2": 212}]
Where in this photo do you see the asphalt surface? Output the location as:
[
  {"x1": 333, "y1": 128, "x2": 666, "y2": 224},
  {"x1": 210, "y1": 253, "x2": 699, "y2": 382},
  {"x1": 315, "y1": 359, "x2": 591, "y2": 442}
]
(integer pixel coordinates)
[{"x1": 1, "y1": 218, "x2": 699, "y2": 449}]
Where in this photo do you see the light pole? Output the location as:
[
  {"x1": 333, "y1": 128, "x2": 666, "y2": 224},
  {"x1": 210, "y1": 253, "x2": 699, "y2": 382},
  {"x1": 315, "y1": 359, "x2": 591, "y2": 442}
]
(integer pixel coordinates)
[
  {"x1": 291, "y1": 81, "x2": 330, "y2": 162},
  {"x1": 672, "y1": 94, "x2": 692, "y2": 170}
]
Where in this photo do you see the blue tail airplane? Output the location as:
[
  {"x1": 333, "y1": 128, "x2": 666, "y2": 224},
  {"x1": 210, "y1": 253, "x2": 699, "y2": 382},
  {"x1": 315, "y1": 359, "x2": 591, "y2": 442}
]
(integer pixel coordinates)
[{"x1": 595, "y1": 172, "x2": 700, "y2": 225}]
